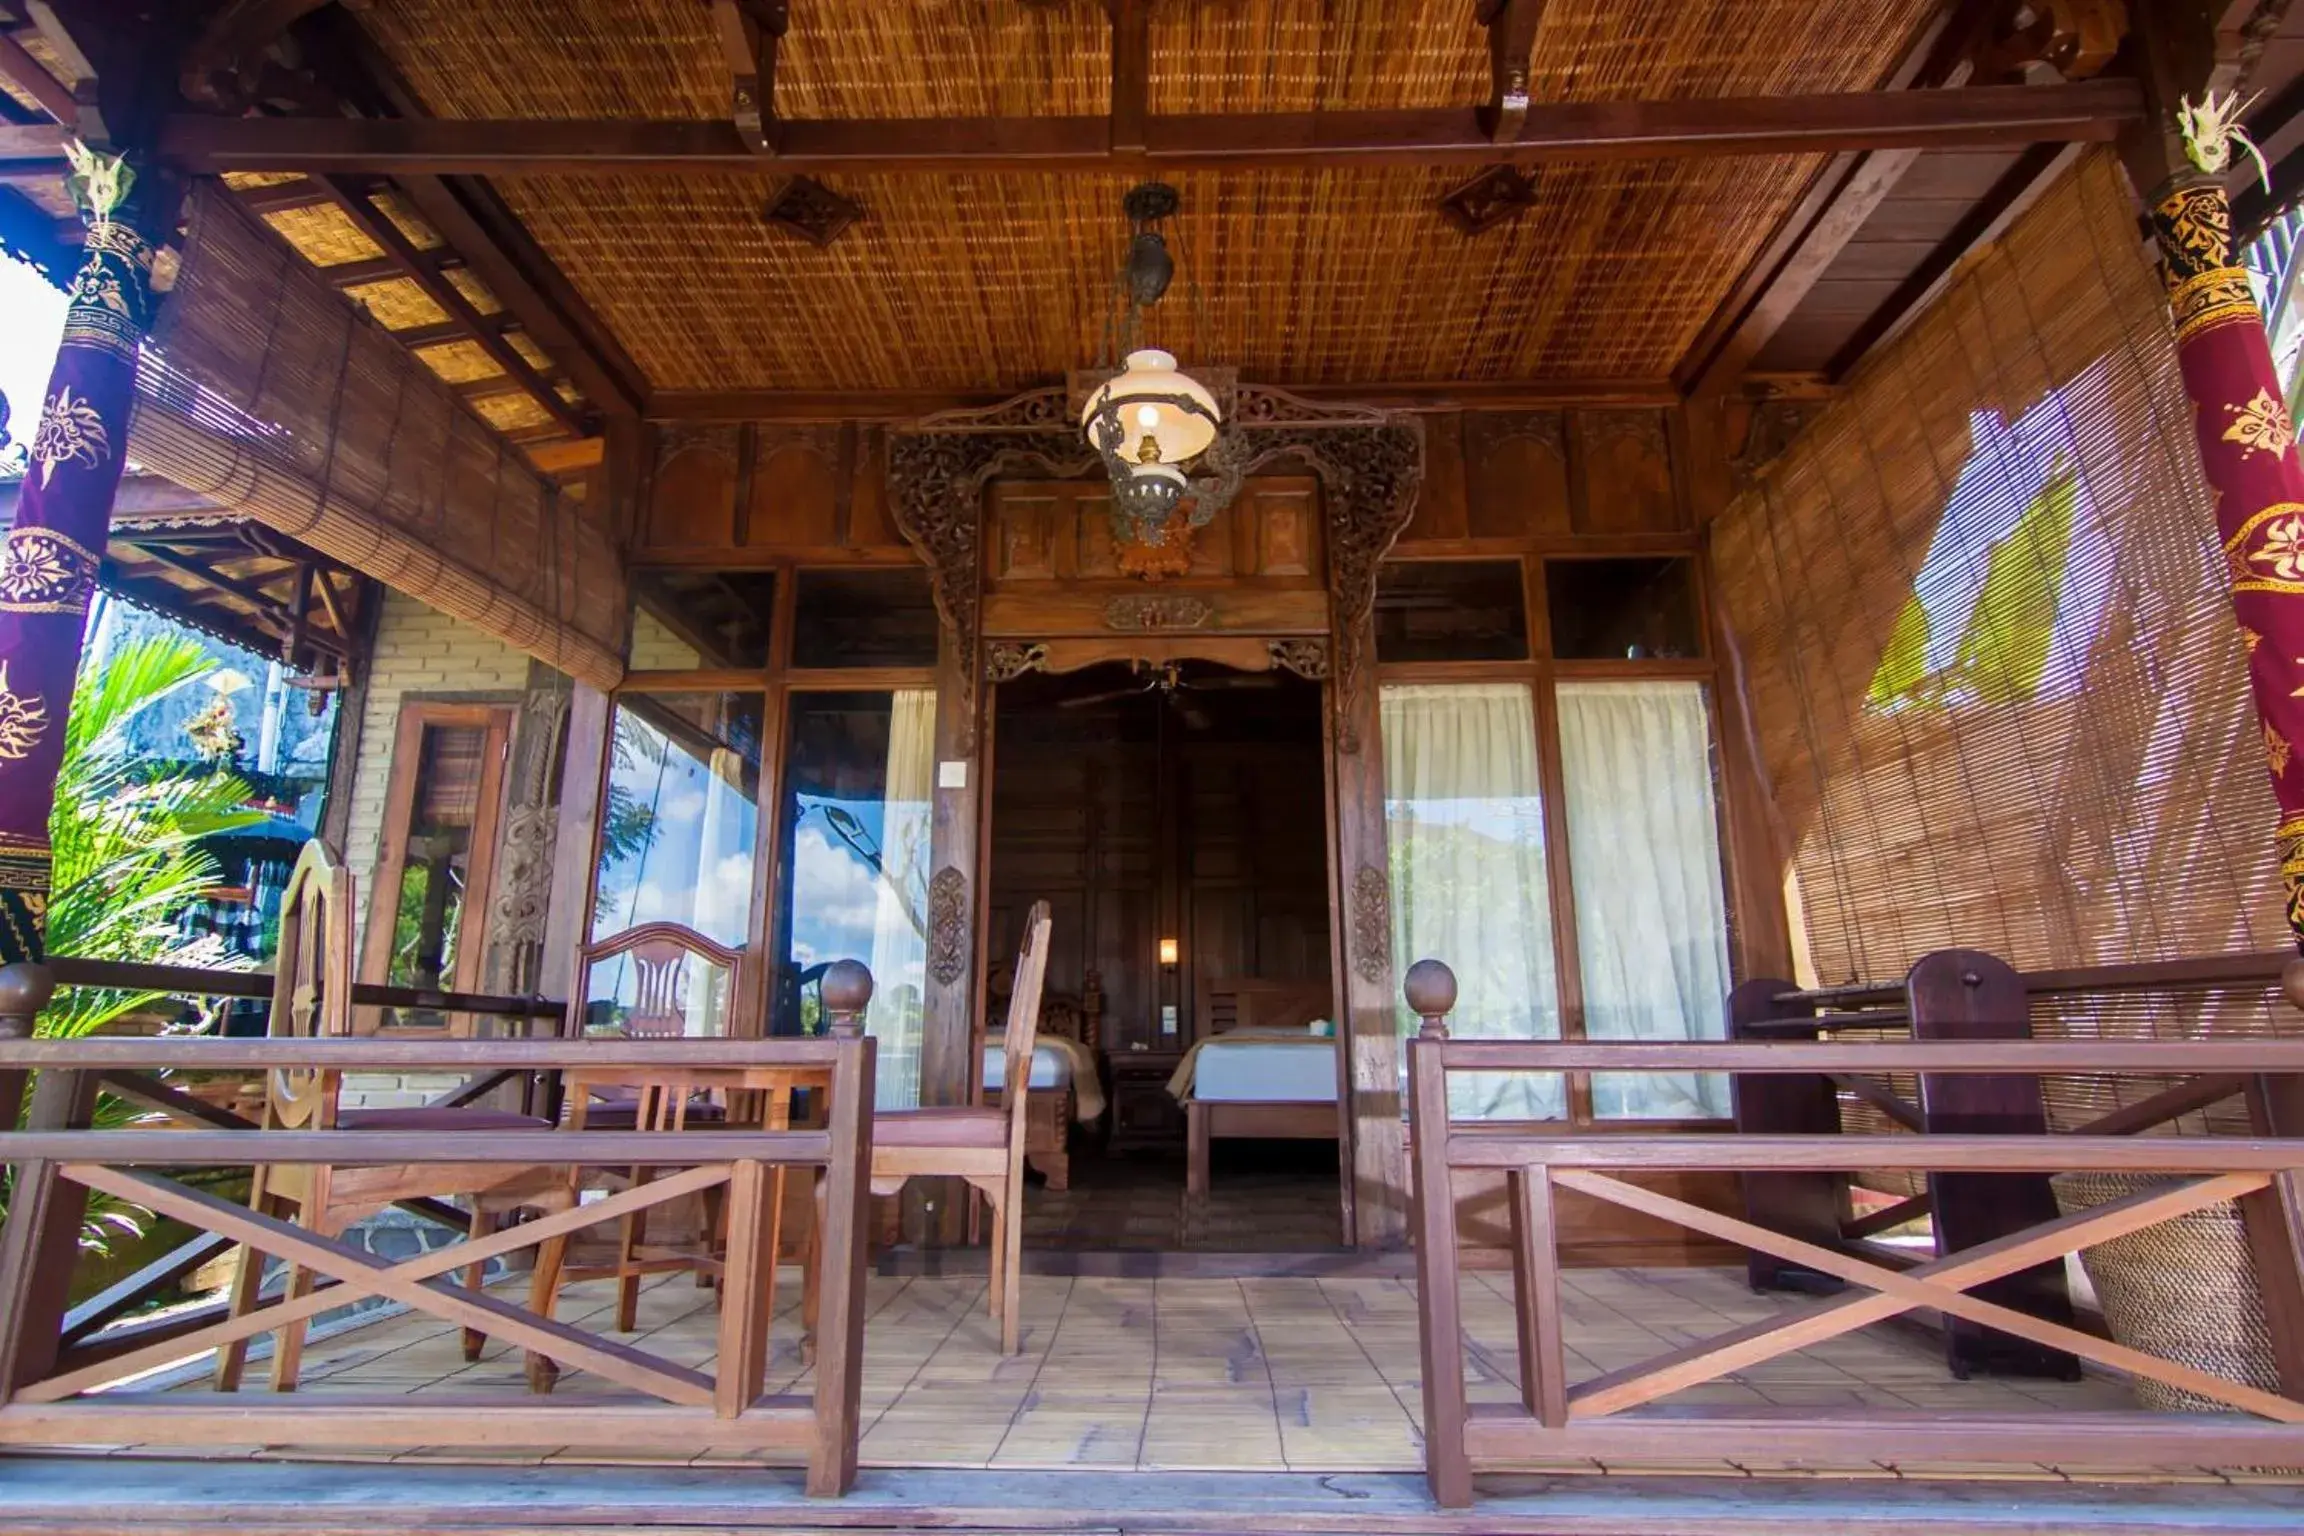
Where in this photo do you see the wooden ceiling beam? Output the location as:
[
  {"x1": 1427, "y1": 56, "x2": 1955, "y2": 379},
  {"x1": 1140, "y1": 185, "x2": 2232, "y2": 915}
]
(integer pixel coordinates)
[
  {"x1": 153, "y1": 80, "x2": 2145, "y2": 176},
  {"x1": 1109, "y1": 0, "x2": 1149, "y2": 154},
  {"x1": 709, "y1": 0, "x2": 786, "y2": 155},
  {"x1": 0, "y1": 120, "x2": 68, "y2": 174},
  {"x1": 0, "y1": 27, "x2": 73, "y2": 123},
  {"x1": 320, "y1": 253, "x2": 416, "y2": 286},
  {"x1": 292, "y1": 7, "x2": 648, "y2": 419},
  {"x1": 315, "y1": 175, "x2": 590, "y2": 435},
  {"x1": 644, "y1": 376, "x2": 1680, "y2": 421},
  {"x1": 228, "y1": 174, "x2": 332, "y2": 213},
  {"x1": 1674, "y1": 0, "x2": 1996, "y2": 395},
  {"x1": 1823, "y1": 139, "x2": 2079, "y2": 380},
  {"x1": 1476, "y1": 0, "x2": 1548, "y2": 144}
]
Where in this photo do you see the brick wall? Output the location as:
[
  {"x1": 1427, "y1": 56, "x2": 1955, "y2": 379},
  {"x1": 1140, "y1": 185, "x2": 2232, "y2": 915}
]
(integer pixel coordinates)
[
  {"x1": 337, "y1": 592, "x2": 533, "y2": 1112},
  {"x1": 628, "y1": 604, "x2": 699, "y2": 670}
]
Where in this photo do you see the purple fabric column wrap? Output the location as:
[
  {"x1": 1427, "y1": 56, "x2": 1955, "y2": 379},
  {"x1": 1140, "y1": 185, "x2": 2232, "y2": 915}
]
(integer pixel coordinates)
[{"x1": 0, "y1": 193, "x2": 155, "y2": 964}]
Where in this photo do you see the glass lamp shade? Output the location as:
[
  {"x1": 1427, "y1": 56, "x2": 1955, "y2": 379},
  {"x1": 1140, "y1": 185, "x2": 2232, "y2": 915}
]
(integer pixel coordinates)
[{"x1": 1081, "y1": 348, "x2": 1221, "y2": 465}]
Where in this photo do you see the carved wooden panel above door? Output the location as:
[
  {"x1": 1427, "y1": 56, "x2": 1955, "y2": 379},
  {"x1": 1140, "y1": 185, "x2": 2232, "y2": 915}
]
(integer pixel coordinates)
[{"x1": 982, "y1": 474, "x2": 1331, "y2": 638}]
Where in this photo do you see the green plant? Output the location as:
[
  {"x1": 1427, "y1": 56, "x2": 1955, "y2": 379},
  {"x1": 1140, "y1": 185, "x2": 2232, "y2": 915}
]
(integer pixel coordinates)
[{"x1": 4, "y1": 631, "x2": 264, "y2": 1252}]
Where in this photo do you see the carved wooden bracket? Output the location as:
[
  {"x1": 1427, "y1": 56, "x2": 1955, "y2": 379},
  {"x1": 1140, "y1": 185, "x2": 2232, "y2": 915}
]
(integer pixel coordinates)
[
  {"x1": 985, "y1": 641, "x2": 1051, "y2": 683},
  {"x1": 1476, "y1": 0, "x2": 1549, "y2": 143},
  {"x1": 1268, "y1": 639, "x2": 1331, "y2": 681},
  {"x1": 712, "y1": 0, "x2": 790, "y2": 154}
]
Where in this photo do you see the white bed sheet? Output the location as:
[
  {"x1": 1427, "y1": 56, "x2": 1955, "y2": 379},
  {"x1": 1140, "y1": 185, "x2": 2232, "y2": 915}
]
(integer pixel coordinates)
[
  {"x1": 982, "y1": 1040, "x2": 1070, "y2": 1092},
  {"x1": 1192, "y1": 1038, "x2": 1338, "y2": 1103}
]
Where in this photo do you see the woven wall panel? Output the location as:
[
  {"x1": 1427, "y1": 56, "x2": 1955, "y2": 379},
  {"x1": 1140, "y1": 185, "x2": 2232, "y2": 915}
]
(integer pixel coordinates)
[
  {"x1": 128, "y1": 183, "x2": 624, "y2": 690},
  {"x1": 1714, "y1": 151, "x2": 2287, "y2": 996}
]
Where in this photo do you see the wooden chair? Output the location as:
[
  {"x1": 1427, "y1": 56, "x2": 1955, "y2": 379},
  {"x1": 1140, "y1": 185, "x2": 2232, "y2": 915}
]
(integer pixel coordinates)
[
  {"x1": 216, "y1": 841, "x2": 572, "y2": 1391},
  {"x1": 548, "y1": 922, "x2": 750, "y2": 1343},
  {"x1": 984, "y1": 971, "x2": 1101, "y2": 1192},
  {"x1": 869, "y1": 901, "x2": 1052, "y2": 1354}
]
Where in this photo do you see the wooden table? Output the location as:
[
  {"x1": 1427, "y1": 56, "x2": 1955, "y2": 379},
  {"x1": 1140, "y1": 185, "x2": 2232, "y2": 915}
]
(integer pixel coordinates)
[{"x1": 562, "y1": 1063, "x2": 835, "y2": 1340}]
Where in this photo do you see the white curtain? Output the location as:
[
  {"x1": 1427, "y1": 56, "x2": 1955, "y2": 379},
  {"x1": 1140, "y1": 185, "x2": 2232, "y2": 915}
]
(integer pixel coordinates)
[
  {"x1": 1381, "y1": 682, "x2": 1563, "y2": 1120},
  {"x1": 865, "y1": 689, "x2": 937, "y2": 1108},
  {"x1": 1556, "y1": 681, "x2": 1732, "y2": 1119}
]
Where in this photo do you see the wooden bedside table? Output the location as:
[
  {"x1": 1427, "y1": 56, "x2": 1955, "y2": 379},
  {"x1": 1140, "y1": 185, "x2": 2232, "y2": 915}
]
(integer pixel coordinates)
[{"x1": 1106, "y1": 1051, "x2": 1186, "y2": 1154}]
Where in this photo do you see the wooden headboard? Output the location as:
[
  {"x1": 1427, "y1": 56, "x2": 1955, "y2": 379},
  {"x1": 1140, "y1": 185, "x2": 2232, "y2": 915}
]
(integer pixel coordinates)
[
  {"x1": 991, "y1": 967, "x2": 1103, "y2": 1053},
  {"x1": 1197, "y1": 976, "x2": 1332, "y2": 1036}
]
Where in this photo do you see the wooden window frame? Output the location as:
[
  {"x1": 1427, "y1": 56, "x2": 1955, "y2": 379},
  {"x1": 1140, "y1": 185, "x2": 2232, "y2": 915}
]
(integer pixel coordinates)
[
  {"x1": 359, "y1": 700, "x2": 517, "y2": 1022},
  {"x1": 1375, "y1": 550, "x2": 1736, "y2": 1126},
  {"x1": 591, "y1": 560, "x2": 938, "y2": 1039}
]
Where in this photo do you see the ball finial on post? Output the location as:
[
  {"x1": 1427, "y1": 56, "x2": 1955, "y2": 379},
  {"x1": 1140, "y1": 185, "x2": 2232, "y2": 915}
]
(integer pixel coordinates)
[
  {"x1": 2283, "y1": 955, "x2": 2304, "y2": 1015},
  {"x1": 1403, "y1": 958, "x2": 1457, "y2": 1040},
  {"x1": 0, "y1": 962, "x2": 56, "y2": 1040},
  {"x1": 821, "y1": 959, "x2": 874, "y2": 1038}
]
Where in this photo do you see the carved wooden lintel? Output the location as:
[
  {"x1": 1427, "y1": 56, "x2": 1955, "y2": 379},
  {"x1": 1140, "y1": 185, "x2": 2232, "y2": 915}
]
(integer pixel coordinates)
[
  {"x1": 1105, "y1": 595, "x2": 1213, "y2": 631},
  {"x1": 927, "y1": 866, "x2": 969, "y2": 986}
]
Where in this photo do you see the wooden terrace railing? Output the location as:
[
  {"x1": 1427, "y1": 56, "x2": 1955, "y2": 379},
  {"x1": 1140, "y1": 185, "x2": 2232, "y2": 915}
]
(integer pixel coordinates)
[
  {"x1": 0, "y1": 995, "x2": 879, "y2": 1496},
  {"x1": 1402, "y1": 956, "x2": 2304, "y2": 1507}
]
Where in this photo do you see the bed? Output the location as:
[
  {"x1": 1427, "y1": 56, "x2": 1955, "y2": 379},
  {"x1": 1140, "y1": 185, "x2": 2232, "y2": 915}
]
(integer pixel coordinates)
[
  {"x1": 981, "y1": 974, "x2": 1105, "y2": 1191},
  {"x1": 1168, "y1": 977, "x2": 1338, "y2": 1197}
]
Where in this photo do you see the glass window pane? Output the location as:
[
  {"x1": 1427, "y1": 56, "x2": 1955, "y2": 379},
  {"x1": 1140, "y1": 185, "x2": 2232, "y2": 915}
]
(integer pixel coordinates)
[
  {"x1": 591, "y1": 692, "x2": 764, "y2": 952},
  {"x1": 1381, "y1": 682, "x2": 1561, "y2": 1120},
  {"x1": 383, "y1": 723, "x2": 487, "y2": 1012},
  {"x1": 773, "y1": 689, "x2": 938, "y2": 1108},
  {"x1": 1545, "y1": 557, "x2": 1701, "y2": 659},
  {"x1": 630, "y1": 570, "x2": 777, "y2": 669},
  {"x1": 792, "y1": 568, "x2": 939, "y2": 669},
  {"x1": 1556, "y1": 680, "x2": 1731, "y2": 1119},
  {"x1": 1375, "y1": 560, "x2": 1530, "y2": 663}
]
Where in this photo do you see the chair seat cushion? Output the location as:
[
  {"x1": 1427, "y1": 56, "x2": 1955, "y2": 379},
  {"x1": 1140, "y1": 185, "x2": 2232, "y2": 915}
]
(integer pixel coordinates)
[
  {"x1": 338, "y1": 1107, "x2": 551, "y2": 1132},
  {"x1": 577, "y1": 1100, "x2": 729, "y2": 1129},
  {"x1": 873, "y1": 1106, "x2": 1006, "y2": 1149}
]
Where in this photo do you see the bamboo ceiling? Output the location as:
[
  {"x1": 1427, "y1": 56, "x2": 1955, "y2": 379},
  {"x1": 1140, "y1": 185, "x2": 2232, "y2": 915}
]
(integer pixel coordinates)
[{"x1": 333, "y1": 0, "x2": 1940, "y2": 393}]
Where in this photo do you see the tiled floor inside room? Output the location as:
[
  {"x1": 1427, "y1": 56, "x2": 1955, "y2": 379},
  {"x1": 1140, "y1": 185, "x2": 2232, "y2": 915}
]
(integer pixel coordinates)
[{"x1": 113, "y1": 1265, "x2": 2156, "y2": 1477}]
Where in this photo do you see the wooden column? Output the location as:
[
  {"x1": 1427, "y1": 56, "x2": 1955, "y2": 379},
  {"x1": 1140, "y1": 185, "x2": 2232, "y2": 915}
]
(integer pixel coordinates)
[
  {"x1": 1331, "y1": 608, "x2": 1406, "y2": 1248},
  {"x1": 540, "y1": 681, "x2": 612, "y2": 1025}
]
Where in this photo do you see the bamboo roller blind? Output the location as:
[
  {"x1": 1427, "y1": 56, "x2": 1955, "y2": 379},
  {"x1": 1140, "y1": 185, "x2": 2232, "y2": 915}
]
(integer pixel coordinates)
[
  {"x1": 1712, "y1": 150, "x2": 2291, "y2": 1130},
  {"x1": 127, "y1": 182, "x2": 626, "y2": 690}
]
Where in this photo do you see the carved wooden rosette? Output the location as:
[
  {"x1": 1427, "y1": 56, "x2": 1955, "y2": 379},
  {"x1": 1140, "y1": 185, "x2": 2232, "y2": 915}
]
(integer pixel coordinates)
[{"x1": 926, "y1": 865, "x2": 970, "y2": 986}]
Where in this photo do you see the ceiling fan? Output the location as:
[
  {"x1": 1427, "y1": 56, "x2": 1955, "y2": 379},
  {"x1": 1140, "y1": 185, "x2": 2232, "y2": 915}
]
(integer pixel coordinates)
[{"x1": 1055, "y1": 660, "x2": 1278, "y2": 729}]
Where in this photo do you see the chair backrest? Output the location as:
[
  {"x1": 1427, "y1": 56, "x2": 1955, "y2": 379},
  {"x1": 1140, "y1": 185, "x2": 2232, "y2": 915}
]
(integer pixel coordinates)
[
  {"x1": 999, "y1": 902, "x2": 1055, "y2": 1150},
  {"x1": 265, "y1": 840, "x2": 355, "y2": 1130},
  {"x1": 572, "y1": 921, "x2": 746, "y2": 1039}
]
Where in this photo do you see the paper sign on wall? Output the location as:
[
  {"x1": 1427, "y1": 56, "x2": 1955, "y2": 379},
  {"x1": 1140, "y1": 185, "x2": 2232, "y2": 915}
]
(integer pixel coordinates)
[{"x1": 938, "y1": 760, "x2": 968, "y2": 790}]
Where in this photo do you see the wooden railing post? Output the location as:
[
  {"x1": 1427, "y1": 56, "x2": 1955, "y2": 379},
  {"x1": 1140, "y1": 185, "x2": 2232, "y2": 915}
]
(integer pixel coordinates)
[
  {"x1": 0, "y1": 1017, "x2": 91, "y2": 1401},
  {"x1": 808, "y1": 960, "x2": 875, "y2": 1498},
  {"x1": 0, "y1": 961, "x2": 53, "y2": 1135},
  {"x1": 1906, "y1": 948, "x2": 2076, "y2": 1379},
  {"x1": 1727, "y1": 975, "x2": 1847, "y2": 1290},
  {"x1": 1404, "y1": 958, "x2": 1472, "y2": 1508},
  {"x1": 2239, "y1": 957, "x2": 2304, "y2": 1396}
]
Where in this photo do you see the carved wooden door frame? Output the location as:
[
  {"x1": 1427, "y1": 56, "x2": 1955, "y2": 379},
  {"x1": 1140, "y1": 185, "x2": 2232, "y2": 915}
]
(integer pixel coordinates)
[{"x1": 888, "y1": 386, "x2": 1425, "y2": 1247}]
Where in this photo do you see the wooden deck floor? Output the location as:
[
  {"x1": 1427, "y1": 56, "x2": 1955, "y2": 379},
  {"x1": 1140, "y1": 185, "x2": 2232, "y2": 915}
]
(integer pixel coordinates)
[{"x1": 92, "y1": 1264, "x2": 2168, "y2": 1478}]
